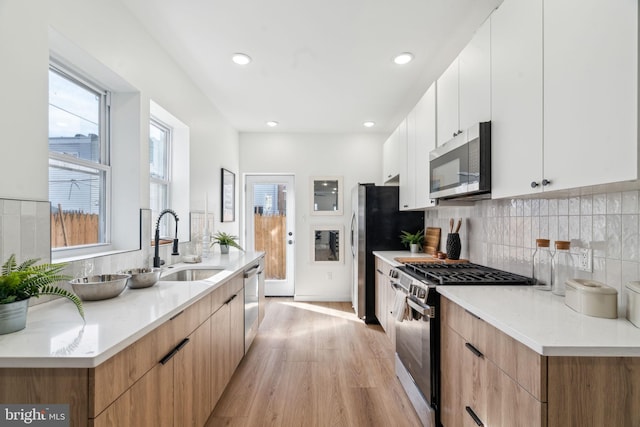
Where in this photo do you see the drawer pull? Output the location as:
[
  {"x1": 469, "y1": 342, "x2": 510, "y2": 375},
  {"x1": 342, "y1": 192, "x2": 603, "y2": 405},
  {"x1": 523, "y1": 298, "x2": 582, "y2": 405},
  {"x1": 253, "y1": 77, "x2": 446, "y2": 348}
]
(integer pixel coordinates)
[
  {"x1": 224, "y1": 294, "x2": 237, "y2": 305},
  {"x1": 465, "y1": 406, "x2": 484, "y2": 426},
  {"x1": 159, "y1": 338, "x2": 191, "y2": 365},
  {"x1": 465, "y1": 342, "x2": 484, "y2": 358},
  {"x1": 169, "y1": 310, "x2": 184, "y2": 321},
  {"x1": 464, "y1": 309, "x2": 482, "y2": 321}
]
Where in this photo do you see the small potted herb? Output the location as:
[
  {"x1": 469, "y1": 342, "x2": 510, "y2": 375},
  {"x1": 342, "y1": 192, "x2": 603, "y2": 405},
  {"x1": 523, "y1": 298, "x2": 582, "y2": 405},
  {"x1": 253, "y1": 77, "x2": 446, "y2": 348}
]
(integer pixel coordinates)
[
  {"x1": 210, "y1": 231, "x2": 244, "y2": 254},
  {"x1": 400, "y1": 229, "x2": 424, "y2": 253},
  {"x1": 0, "y1": 254, "x2": 84, "y2": 334}
]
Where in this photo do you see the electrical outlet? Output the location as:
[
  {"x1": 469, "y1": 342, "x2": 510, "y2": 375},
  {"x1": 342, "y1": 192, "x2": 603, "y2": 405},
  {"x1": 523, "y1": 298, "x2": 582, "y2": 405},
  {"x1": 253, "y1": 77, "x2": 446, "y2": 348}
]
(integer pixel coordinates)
[{"x1": 577, "y1": 248, "x2": 592, "y2": 272}]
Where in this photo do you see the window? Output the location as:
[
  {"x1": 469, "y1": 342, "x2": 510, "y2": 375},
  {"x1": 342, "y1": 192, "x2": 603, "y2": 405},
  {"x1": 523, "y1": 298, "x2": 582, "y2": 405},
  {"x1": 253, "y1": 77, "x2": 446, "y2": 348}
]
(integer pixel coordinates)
[
  {"x1": 149, "y1": 119, "x2": 172, "y2": 236},
  {"x1": 48, "y1": 65, "x2": 110, "y2": 249}
]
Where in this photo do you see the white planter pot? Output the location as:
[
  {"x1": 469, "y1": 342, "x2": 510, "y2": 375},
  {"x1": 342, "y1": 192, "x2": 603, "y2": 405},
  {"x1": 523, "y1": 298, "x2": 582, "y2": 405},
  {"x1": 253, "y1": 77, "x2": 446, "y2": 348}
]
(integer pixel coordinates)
[
  {"x1": 0, "y1": 298, "x2": 29, "y2": 335},
  {"x1": 410, "y1": 244, "x2": 420, "y2": 253}
]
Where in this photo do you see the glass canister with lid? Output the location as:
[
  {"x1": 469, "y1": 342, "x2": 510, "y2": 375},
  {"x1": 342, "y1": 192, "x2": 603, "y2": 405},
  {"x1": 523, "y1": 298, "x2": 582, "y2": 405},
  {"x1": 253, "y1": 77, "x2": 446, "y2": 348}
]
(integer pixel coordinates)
[
  {"x1": 552, "y1": 240, "x2": 575, "y2": 296},
  {"x1": 532, "y1": 238, "x2": 552, "y2": 291}
]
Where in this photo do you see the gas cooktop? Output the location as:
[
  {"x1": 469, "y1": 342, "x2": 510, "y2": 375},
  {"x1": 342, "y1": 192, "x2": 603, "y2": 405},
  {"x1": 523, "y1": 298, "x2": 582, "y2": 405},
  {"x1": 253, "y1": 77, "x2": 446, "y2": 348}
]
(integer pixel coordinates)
[{"x1": 400, "y1": 262, "x2": 534, "y2": 286}]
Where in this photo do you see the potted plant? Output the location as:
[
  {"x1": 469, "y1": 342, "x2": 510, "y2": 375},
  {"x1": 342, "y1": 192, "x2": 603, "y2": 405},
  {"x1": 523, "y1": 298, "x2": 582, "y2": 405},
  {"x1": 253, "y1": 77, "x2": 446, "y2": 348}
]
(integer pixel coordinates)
[
  {"x1": 400, "y1": 229, "x2": 424, "y2": 253},
  {"x1": 0, "y1": 254, "x2": 84, "y2": 335},
  {"x1": 210, "y1": 231, "x2": 244, "y2": 254}
]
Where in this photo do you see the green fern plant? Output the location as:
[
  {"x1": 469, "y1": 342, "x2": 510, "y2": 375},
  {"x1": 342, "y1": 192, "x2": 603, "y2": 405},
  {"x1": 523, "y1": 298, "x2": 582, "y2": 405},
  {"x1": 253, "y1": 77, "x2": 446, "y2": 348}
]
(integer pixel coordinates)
[
  {"x1": 0, "y1": 254, "x2": 84, "y2": 319},
  {"x1": 399, "y1": 229, "x2": 425, "y2": 248},
  {"x1": 210, "y1": 231, "x2": 244, "y2": 251}
]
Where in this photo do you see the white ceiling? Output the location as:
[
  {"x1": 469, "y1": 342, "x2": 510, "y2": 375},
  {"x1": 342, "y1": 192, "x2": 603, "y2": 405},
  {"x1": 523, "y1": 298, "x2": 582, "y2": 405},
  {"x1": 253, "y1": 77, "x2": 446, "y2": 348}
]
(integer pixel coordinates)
[{"x1": 120, "y1": 0, "x2": 502, "y2": 134}]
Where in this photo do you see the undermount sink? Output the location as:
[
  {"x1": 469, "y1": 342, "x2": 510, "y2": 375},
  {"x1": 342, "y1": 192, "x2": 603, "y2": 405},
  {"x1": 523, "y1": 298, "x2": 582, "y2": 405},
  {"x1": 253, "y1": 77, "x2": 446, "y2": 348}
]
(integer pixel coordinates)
[{"x1": 160, "y1": 268, "x2": 225, "y2": 282}]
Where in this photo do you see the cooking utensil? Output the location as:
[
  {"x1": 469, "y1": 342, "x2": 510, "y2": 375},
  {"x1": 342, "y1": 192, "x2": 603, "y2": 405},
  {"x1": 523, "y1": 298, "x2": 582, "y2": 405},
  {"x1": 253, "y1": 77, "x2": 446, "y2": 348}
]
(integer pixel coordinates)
[
  {"x1": 454, "y1": 219, "x2": 462, "y2": 234},
  {"x1": 449, "y1": 218, "x2": 454, "y2": 233},
  {"x1": 70, "y1": 274, "x2": 130, "y2": 301}
]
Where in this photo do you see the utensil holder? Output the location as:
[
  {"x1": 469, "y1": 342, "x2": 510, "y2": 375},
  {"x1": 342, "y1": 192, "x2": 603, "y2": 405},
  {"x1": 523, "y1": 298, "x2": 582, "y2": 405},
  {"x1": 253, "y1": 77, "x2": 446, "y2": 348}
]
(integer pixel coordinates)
[{"x1": 446, "y1": 233, "x2": 461, "y2": 260}]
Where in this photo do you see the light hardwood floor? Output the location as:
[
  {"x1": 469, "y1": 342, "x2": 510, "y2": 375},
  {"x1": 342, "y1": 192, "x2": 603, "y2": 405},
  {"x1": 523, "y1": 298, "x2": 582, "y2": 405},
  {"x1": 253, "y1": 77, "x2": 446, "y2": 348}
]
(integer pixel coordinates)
[{"x1": 206, "y1": 298, "x2": 422, "y2": 427}]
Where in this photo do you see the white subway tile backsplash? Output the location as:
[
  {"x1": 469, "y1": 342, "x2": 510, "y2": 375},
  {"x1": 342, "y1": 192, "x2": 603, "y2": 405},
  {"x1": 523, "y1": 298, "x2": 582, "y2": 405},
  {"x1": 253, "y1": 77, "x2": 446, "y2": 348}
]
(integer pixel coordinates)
[
  {"x1": 558, "y1": 198, "x2": 569, "y2": 216},
  {"x1": 540, "y1": 199, "x2": 549, "y2": 216},
  {"x1": 580, "y1": 195, "x2": 593, "y2": 216},
  {"x1": 548, "y1": 199, "x2": 558, "y2": 216},
  {"x1": 580, "y1": 215, "x2": 592, "y2": 248},
  {"x1": 558, "y1": 215, "x2": 569, "y2": 241},
  {"x1": 569, "y1": 197, "x2": 581, "y2": 215},
  {"x1": 622, "y1": 214, "x2": 639, "y2": 262},
  {"x1": 623, "y1": 191, "x2": 639, "y2": 214},
  {"x1": 593, "y1": 194, "x2": 607, "y2": 215},
  {"x1": 606, "y1": 214, "x2": 622, "y2": 259},
  {"x1": 607, "y1": 192, "x2": 622, "y2": 214}
]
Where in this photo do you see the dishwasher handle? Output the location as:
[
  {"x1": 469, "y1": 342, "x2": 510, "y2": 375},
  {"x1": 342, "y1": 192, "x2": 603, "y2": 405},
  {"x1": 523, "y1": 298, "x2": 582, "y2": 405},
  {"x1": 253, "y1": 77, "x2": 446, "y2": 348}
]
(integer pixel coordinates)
[{"x1": 244, "y1": 264, "x2": 260, "y2": 279}]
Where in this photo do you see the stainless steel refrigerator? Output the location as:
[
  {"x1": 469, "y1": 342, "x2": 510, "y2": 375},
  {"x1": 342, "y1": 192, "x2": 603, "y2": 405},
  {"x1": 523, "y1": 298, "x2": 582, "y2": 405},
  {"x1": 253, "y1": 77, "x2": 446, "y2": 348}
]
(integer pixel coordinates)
[{"x1": 350, "y1": 184, "x2": 425, "y2": 323}]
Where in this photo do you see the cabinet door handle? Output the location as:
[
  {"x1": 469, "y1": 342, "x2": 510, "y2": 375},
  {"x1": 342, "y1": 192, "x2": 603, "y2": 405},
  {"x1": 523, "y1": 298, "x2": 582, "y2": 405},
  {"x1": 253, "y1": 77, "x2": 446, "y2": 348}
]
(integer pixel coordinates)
[
  {"x1": 465, "y1": 342, "x2": 484, "y2": 358},
  {"x1": 224, "y1": 294, "x2": 237, "y2": 305},
  {"x1": 465, "y1": 406, "x2": 484, "y2": 426},
  {"x1": 542, "y1": 179, "x2": 551, "y2": 186},
  {"x1": 159, "y1": 338, "x2": 190, "y2": 365},
  {"x1": 530, "y1": 181, "x2": 539, "y2": 188}
]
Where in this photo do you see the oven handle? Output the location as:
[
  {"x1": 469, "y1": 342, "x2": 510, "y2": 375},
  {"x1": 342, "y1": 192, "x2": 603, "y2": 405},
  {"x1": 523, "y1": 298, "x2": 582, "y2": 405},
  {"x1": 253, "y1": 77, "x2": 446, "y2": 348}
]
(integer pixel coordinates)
[
  {"x1": 406, "y1": 298, "x2": 435, "y2": 319},
  {"x1": 391, "y1": 281, "x2": 408, "y2": 293}
]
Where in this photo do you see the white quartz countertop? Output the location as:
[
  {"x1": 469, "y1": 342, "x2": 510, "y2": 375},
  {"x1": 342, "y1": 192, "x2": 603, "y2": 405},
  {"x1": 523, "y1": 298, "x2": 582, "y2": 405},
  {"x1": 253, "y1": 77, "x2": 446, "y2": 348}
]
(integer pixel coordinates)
[
  {"x1": 374, "y1": 251, "x2": 640, "y2": 357},
  {"x1": 0, "y1": 251, "x2": 264, "y2": 368}
]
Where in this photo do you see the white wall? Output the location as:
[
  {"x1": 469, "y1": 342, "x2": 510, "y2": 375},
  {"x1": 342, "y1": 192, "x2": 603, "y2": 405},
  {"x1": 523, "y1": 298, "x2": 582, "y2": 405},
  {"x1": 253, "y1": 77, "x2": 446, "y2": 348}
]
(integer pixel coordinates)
[
  {"x1": 239, "y1": 132, "x2": 386, "y2": 301},
  {"x1": 0, "y1": 0, "x2": 240, "y2": 263}
]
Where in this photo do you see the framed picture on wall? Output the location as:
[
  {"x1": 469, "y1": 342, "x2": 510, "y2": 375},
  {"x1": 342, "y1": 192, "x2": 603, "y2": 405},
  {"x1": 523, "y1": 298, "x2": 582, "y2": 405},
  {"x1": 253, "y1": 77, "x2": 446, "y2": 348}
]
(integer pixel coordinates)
[{"x1": 221, "y1": 168, "x2": 235, "y2": 222}]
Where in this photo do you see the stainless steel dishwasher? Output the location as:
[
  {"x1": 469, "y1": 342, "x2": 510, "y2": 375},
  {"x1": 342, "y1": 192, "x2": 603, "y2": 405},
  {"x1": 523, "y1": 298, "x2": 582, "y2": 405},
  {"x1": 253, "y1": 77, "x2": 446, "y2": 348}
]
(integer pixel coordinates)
[{"x1": 244, "y1": 261, "x2": 262, "y2": 353}]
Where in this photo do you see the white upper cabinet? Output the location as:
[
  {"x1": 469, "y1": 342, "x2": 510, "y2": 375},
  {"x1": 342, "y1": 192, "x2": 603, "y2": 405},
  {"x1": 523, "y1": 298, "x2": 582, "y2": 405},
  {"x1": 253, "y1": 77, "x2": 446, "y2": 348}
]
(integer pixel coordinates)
[
  {"x1": 382, "y1": 127, "x2": 399, "y2": 183},
  {"x1": 383, "y1": 119, "x2": 407, "y2": 184},
  {"x1": 543, "y1": 0, "x2": 638, "y2": 192},
  {"x1": 459, "y1": 18, "x2": 491, "y2": 132},
  {"x1": 437, "y1": 18, "x2": 491, "y2": 147},
  {"x1": 437, "y1": 59, "x2": 460, "y2": 146},
  {"x1": 490, "y1": 0, "x2": 543, "y2": 198},
  {"x1": 413, "y1": 83, "x2": 437, "y2": 209},
  {"x1": 400, "y1": 110, "x2": 416, "y2": 210},
  {"x1": 491, "y1": 0, "x2": 637, "y2": 198},
  {"x1": 401, "y1": 83, "x2": 437, "y2": 211}
]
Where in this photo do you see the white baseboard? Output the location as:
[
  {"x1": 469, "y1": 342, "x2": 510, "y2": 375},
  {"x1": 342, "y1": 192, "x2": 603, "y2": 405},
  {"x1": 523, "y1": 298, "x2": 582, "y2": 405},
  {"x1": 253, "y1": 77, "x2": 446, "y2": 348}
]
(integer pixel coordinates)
[{"x1": 293, "y1": 294, "x2": 351, "y2": 302}]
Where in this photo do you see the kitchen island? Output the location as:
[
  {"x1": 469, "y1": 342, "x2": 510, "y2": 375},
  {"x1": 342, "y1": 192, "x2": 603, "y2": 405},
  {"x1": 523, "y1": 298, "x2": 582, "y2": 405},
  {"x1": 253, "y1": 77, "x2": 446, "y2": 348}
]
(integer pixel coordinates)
[{"x1": 0, "y1": 251, "x2": 264, "y2": 427}]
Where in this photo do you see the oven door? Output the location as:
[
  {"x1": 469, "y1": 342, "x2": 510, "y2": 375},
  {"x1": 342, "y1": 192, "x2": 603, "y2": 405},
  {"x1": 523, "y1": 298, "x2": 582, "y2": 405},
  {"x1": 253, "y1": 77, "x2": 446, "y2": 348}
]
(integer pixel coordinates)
[{"x1": 395, "y1": 296, "x2": 434, "y2": 405}]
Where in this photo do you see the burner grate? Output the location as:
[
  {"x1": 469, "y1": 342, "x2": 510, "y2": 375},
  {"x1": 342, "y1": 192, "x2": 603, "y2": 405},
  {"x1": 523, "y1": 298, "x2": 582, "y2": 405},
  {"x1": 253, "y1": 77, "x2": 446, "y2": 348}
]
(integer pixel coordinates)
[{"x1": 402, "y1": 262, "x2": 533, "y2": 286}]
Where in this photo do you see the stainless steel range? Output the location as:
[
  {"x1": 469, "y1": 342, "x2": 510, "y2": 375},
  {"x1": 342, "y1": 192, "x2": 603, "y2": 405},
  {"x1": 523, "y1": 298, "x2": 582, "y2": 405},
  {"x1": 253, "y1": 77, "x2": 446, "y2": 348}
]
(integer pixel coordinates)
[{"x1": 390, "y1": 262, "x2": 533, "y2": 427}]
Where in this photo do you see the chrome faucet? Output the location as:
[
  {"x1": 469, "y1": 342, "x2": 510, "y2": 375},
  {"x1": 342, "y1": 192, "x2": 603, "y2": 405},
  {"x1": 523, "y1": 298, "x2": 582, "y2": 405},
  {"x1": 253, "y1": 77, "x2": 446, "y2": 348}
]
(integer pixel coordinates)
[{"x1": 153, "y1": 209, "x2": 179, "y2": 268}]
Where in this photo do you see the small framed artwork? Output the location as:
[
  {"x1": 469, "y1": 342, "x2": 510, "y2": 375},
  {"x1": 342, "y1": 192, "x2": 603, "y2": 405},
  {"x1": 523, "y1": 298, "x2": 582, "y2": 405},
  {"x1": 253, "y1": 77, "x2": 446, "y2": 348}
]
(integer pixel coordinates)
[
  {"x1": 310, "y1": 176, "x2": 343, "y2": 216},
  {"x1": 311, "y1": 225, "x2": 343, "y2": 264},
  {"x1": 221, "y1": 168, "x2": 235, "y2": 222}
]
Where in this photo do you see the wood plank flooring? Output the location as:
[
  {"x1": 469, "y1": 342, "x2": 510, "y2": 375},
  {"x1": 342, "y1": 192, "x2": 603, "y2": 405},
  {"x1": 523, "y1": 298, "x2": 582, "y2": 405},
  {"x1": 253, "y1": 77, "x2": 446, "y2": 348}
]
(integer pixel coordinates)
[{"x1": 207, "y1": 298, "x2": 422, "y2": 427}]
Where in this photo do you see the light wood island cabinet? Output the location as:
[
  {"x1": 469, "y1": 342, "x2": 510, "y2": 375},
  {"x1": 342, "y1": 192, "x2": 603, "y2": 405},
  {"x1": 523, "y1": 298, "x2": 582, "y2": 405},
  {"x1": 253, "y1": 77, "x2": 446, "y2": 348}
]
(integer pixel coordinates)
[{"x1": 0, "y1": 271, "x2": 247, "y2": 427}]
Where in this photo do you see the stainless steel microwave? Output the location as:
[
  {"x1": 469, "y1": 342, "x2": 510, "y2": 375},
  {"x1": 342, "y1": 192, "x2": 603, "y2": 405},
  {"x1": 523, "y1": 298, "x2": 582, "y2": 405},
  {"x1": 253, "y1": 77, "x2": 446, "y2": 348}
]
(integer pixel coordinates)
[{"x1": 429, "y1": 121, "x2": 491, "y2": 200}]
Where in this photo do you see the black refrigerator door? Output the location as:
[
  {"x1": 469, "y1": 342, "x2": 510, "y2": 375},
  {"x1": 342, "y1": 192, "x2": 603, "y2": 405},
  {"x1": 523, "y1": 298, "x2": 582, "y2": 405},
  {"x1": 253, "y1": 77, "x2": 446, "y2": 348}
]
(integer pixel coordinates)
[{"x1": 361, "y1": 185, "x2": 424, "y2": 323}]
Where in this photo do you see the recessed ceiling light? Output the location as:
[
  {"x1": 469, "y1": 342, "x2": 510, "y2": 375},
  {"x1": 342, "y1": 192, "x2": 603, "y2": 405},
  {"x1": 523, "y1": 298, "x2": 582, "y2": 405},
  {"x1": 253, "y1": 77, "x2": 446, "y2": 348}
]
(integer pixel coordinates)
[
  {"x1": 363, "y1": 121, "x2": 376, "y2": 128},
  {"x1": 393, "y1": 52, "x2": 414, "y2": 65},
  {"x1": 232, "y1": 53, "x2": 252, "y2": 65},
  {"x1": 266, "y1": 121, "x2": 279, "y2": 127}
]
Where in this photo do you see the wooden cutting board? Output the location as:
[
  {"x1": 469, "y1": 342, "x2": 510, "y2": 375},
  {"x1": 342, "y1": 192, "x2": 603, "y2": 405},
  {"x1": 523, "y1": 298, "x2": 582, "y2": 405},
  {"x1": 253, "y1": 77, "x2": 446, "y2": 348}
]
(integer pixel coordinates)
[{"x1": 424, "y1": 227, "x2": 441, "y2": 255}]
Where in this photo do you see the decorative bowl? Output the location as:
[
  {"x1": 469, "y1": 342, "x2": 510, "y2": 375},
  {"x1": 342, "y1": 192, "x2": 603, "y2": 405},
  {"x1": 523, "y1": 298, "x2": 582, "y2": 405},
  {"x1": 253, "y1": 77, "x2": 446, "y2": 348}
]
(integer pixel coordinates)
[
  {"x1": 70, "y1": 274, "x2": 130, "y2": 301},
  {"x1": 124, "y1": 268, "x2": 162, "y2": 289}
]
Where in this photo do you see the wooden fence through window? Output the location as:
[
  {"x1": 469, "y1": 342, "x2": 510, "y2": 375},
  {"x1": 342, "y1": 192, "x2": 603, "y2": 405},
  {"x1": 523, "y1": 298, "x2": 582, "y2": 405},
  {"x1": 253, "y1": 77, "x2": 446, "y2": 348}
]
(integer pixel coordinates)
[
  {"x1": 254, "y1": 213, "x2": 286, "y2": 280},
  {"x1": 51, "y1": 210, "x2": 99, "y2": 248}
]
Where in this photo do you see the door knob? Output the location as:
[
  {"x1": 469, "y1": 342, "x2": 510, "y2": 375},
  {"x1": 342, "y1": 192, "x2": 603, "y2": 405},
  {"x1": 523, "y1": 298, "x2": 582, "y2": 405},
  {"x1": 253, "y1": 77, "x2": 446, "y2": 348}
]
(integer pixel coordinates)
[
  {"x1": 531, "y1": 181, "x2": 539, "y2": 188},
  {"x1": 288, "y1": 240, "x2": 293, "y2": 245},
  {"x1": 288, "y1": 232, "x2": 293, "y2": 236},
  {"x1": 542, "y1": 179, "x2": 551, "y2": 186}
]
